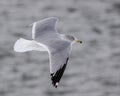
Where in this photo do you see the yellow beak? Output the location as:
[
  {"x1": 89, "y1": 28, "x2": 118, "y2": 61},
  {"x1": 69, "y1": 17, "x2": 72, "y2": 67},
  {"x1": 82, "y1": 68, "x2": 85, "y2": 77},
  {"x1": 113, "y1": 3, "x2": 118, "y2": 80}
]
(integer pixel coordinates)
[{"x1": 76, "y1": 40, "x2": 82, "y2": 44}]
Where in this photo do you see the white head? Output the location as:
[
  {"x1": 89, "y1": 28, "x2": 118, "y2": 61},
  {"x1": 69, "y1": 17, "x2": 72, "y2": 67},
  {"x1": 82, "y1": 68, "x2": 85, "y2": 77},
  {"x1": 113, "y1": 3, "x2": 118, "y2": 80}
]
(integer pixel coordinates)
[{"x1": 62, "y1": 34, "x2": 82, "y2": 44}]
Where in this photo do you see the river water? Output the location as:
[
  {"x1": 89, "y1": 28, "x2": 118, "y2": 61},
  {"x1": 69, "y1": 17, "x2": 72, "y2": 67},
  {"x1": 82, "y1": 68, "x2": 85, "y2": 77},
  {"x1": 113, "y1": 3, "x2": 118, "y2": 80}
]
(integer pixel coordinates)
[{"x1": 0, "y1": 0, "x2": 120, "y2": 96}]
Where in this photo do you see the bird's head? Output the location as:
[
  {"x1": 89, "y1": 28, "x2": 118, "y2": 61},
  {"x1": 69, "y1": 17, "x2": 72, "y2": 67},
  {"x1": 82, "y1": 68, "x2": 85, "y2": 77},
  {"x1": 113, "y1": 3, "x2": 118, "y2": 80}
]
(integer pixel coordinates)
[{"x1": 62, "y1": 34, "x2": 82, "y2": 44}]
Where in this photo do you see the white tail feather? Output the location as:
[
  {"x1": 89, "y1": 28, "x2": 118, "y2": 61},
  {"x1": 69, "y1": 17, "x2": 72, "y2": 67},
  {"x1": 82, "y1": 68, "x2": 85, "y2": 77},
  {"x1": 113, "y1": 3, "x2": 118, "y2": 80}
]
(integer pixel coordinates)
[{"x1": 14, "y1": 38, "x2": 46, "y2": 52}]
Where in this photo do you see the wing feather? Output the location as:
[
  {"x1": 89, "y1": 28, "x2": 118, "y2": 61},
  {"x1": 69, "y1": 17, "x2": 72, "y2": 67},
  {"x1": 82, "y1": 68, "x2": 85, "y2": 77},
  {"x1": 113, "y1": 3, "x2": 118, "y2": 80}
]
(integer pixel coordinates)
[
  {"x1": 49, "y1": 44, "x2": 71, "y2": 88},
  {"x1": 50, "y1": 58, "x2": 69, "y2": 88},
  {"x1": 32, "y1": 17, "x2": 58, "y2": 40},
  {"x1": 30, "y1": 17, "x2": 72, "y2": 88}
]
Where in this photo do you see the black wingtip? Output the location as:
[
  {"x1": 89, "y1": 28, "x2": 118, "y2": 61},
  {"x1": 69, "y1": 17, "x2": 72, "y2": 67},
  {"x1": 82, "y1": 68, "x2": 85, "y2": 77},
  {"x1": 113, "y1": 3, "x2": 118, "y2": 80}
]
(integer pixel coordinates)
[
  {"x1": 50, "y1": 58, "x2": 69, "y2": 88},
  {"x1": 51, "y1": 73, "x2": 58, "y2": 88}
]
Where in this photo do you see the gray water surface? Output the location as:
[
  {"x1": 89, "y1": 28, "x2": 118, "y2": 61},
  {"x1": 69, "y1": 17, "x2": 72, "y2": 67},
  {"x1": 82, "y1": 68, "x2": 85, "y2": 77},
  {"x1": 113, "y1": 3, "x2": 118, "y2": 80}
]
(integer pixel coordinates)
[{"x1": 0, "y1": 0, "x2": 120, "y2": 96}]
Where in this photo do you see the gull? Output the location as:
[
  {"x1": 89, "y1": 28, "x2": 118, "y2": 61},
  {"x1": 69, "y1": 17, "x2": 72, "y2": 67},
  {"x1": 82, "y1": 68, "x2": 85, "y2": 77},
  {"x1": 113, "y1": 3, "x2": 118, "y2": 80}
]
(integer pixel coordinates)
[{"x1": 14, "y1": 17, "x2": 82, "y2": 88}]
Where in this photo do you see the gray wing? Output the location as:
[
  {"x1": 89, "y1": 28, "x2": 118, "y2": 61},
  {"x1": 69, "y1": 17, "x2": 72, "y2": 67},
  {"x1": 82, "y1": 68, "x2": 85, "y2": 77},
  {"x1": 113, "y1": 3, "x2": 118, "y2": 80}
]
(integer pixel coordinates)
[
  {"x1": 49, "y1": 42, "x2": 71, "y2": 88},
  {"x1": 31, "y1": 17, "x2": 71, "y2": 87},
  {"x1": 32, "y1": 17, "x2": 66, "y2": 50},
  {"x1": 32, "y1": 17, "x2": 58, "y2": 40}
]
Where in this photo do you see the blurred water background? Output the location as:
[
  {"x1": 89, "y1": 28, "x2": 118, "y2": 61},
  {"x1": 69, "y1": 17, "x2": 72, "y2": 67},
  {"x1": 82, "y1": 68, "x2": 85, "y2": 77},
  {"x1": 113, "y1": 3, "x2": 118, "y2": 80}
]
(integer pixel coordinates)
[{"x1": 0, "y1": 0, "x2": 120, "y2": 96}]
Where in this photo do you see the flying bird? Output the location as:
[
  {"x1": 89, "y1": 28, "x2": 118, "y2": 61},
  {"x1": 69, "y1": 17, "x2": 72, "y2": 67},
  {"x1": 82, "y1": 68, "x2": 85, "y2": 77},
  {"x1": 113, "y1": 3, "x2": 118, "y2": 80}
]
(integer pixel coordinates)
[{"x1": 14, "y1": 17, "x2": 82, "y2": 88}]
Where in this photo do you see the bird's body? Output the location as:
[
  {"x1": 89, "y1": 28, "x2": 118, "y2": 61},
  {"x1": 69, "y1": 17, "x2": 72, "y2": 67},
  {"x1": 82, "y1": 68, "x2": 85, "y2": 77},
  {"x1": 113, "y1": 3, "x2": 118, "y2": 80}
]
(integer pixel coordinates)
[{"x1": 14, "y1": 17, "x2": 82, "y2": 88}]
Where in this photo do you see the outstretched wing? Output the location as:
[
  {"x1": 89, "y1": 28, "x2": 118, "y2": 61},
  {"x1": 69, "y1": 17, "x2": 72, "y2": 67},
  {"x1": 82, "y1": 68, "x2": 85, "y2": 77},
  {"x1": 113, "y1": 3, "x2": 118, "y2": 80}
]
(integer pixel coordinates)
[
  {"x1": 31, "y1": 17, "x2": 72, "y2": 88},
  {"x1": 49, "y1": 42, "x2": 71, "y2": 88},
  {"x1": 32, "y1": 17, "x2": 58, "y2": 40}
]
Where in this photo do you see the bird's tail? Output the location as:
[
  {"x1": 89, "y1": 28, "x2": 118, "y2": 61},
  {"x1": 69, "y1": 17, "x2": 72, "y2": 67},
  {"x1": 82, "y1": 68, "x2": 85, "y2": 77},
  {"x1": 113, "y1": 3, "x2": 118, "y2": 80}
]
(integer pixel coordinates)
[{"x1": 14, "y1": 38, "x2": 46, "y2": 52}]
